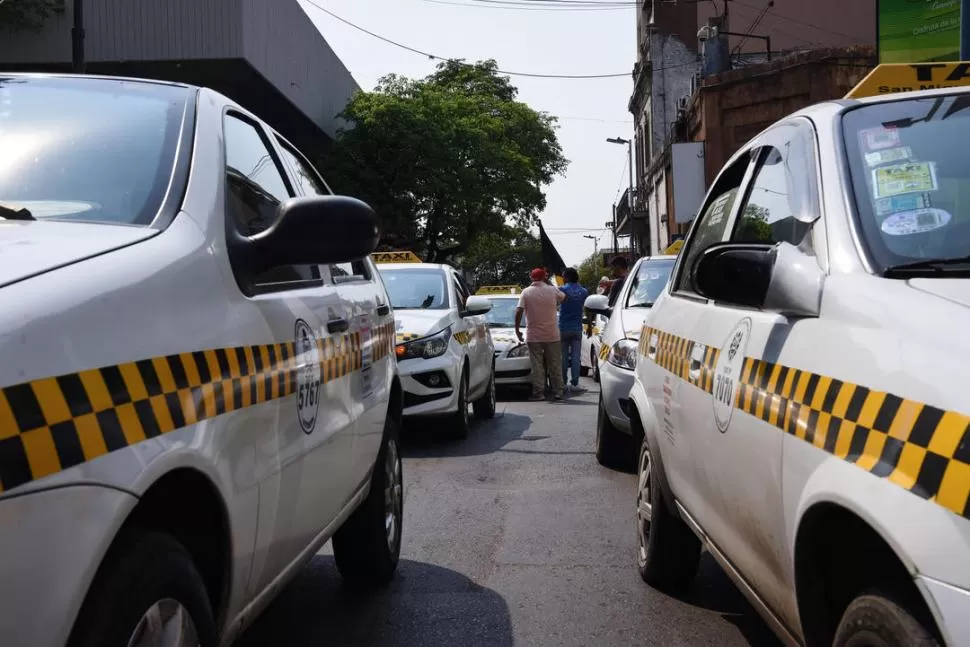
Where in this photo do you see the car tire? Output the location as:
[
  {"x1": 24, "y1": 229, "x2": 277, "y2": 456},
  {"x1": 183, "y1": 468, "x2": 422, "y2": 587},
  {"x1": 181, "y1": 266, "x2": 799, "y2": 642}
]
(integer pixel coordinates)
[
  {"x1": 596, "y1": 391, "x2": 632, "y2": 470},
  {"x1": 473, "y1": 363, "x2": 497, "y2": 419},
  {"x1": 636, "y1": 436, "x2": 701, "y2": 592},
  {"x1": 69, "y1": 531, "x2": 218, "y2": 647},
  {"x1": 592, "y1": 348, "x2": 601, "y2": 383},
  {"x1": 833, "y1": 593, "x2": 939, "y2": 647},
  {"x1": 450, "y1": 369, "x2": 471, "y2": 439},
  {"x1": 333, "y1": 414, "x2": 404, "y2": 587}
]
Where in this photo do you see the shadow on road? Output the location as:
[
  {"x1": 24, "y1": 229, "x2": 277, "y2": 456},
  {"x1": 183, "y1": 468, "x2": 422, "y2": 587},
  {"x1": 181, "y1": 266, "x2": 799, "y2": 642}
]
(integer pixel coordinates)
[
  {"x1": 402, "y1": 412, "x2": 532, "y2": 458},
  {"x1": 236, "y1": 557, "x2": 514, "y2": 647}
]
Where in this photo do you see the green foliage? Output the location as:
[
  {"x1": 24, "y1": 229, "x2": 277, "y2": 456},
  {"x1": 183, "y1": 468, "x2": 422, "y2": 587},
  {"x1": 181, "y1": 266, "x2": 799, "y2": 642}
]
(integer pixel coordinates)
[
  {"x1": 577, "y1": 254, "x2": 608, "y2": 293},
  {"x1": 0, "y1": 0, "x2": 63, "y2": 31},
  {"x1": 323, "y1": 59, "x2": 568, "y2": 264},
  {"x1": 736, "y1": 204, "x2": 774, "y2": 243},
  {"x1": 462, "y1": 225, "x2": 541, "y2": 288}
]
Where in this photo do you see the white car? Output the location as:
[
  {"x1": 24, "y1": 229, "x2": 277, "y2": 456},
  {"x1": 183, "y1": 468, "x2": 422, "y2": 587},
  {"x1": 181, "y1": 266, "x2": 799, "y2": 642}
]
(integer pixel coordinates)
[
  {"x1": 480, "y1": 290, "x2": 532, "y2": 389},
  {"x1": 581, "y1": 311, "x2": 609, "y2": 381},
  {"x1": 629, "y1": 82, "x2": 970, "y2": 646},
  {"x1": 376, "y1": 257, "x2": 496, "y2": 437},
  {"x1": 583, "y1": 256, "x2": 676, "y2": 469},
  {"x1": 0, "y1": 74, "x2": 403, "y2": 646}
]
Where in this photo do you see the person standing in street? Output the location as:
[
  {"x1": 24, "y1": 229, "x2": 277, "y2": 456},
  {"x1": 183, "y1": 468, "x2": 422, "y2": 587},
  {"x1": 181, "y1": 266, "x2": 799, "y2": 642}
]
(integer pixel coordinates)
[
  {"x1": 515, "y1": 268, "x2": 566, "y2": 401},
  {"x1": 558, "y1": 267, "x2": 588, "y2": 394},
  {"x1": 607, "y1": 255, "x2": 630, "y2": 307}
]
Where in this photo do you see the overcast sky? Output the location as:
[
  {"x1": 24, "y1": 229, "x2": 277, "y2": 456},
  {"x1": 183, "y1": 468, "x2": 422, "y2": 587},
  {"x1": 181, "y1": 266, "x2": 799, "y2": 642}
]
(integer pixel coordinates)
[{"x1": 299, "y1": 0, "x2": 637, "y2": 267}]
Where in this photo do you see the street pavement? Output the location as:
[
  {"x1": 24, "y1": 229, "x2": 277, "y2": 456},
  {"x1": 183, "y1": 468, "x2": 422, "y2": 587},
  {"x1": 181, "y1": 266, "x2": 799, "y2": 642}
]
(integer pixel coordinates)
[{"x1": 237, "y1": 378, "x2": 780, "y2": 647}]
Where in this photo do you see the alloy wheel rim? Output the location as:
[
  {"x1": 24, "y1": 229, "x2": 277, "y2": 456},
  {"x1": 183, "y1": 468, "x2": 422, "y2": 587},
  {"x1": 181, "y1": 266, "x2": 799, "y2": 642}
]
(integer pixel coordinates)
[
  {"x1": 636, "y1": 446, "x2": 653, "y2": 566},
  {"x1": 384, "y1": 437, "x2": 403, "y2": 553},
  {"x1": 127, "y1": 598, "x2": 199, "y2": 647}
]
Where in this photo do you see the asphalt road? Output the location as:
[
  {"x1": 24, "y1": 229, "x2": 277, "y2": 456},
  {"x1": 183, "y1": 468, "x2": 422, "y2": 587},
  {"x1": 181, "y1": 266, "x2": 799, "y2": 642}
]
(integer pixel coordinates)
[{"x1": 237, "y1": 378, "x2": 780, "y2": 647}]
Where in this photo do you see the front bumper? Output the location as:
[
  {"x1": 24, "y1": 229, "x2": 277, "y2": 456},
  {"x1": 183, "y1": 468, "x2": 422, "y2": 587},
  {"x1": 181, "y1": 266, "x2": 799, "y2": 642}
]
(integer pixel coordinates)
[
  {"x1": 495, "y1": 353, "x2": 531, "y2": 385},
  {"x1": 397, "y1": 353, "x2": 463, "y2": 417},
  {"x1": 599, "y1": 358, "x2": 636, "y2": 433},
  {"x1": 0, "y1": 485, "x2": 137, "y2": 646}
]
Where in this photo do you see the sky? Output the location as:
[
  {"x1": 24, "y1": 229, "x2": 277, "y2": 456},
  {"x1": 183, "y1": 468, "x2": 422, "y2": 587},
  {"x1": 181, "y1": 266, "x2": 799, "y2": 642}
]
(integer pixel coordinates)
[{"x1": 298, "y1": 0, "x2": 637, "y2": 267}]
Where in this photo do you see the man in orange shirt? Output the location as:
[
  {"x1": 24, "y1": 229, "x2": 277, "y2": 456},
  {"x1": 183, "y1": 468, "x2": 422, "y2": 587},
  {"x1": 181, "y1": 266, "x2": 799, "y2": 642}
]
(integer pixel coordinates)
[{"x1": 515, "y1": 268, "x2": 567, "y2": 401}]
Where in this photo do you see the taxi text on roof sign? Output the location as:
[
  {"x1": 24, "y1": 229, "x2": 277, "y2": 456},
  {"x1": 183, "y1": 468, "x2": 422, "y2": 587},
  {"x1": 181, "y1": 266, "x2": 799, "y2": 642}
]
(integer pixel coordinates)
[
  {"x1": 476, "y1": 285, "x2": 521, "y2": 295},
  {"x1": 845, "y1": 62, "x2": 970, "y2": 99},
  {"x1": 371, "y1": 250, "x2": 422, "y2": 264}
]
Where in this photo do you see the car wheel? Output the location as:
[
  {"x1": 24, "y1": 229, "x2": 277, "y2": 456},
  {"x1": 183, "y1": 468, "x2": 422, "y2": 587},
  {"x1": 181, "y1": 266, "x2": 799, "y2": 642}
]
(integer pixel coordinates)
[
  {"x1": 450, "y1": 369, "x2": 471, "y2": 439},
  {"x1": 473, "y1": 362, "x2": 497, "y2": 419},
  {"x1": 833, "y1": 593, "x2": 939, "y2": 647},
  {"x1": 333, "y1": 414, "x2": 403, "y2": 587},
  {"x1": 69, "y1": 531, "x2": 218, "y2": 647},
  {"x1": 636, "y1": 435, "x2": 701, "y2": 592},
  {"x1": 592, "y1": 348, "x2": 600, "y2": 383},
  {"x1": 596, "y1": 391, "x2": 632, "y2": 470}
]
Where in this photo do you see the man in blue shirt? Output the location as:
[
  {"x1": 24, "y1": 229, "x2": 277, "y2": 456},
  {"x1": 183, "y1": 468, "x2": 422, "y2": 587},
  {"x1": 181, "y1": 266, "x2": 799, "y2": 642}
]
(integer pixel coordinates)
[{"x1": 558, "y1": 267, "x2": 588, "y2": 394}]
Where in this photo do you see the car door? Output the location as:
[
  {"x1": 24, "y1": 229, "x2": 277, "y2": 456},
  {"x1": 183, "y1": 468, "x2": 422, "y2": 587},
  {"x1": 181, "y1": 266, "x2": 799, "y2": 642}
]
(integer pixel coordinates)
[
  {"x1": 451, "y1": 272, "x2": 483, "y2": 391},
  {"x1": 673, "y1": 119, "x2": 823, "y2": 619},
  {"x1": 221, "y1": 114, "x2": 355, "y2": 598},
  {"x1": 274, "y1": 136, "x2": 392, "y2": 490}
]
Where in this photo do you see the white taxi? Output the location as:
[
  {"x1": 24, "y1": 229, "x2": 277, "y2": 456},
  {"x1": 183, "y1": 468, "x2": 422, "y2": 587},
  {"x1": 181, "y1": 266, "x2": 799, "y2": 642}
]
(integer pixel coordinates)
[
  {"x1": 375, "y1": 253, "x2": 496, "y2": 438},
  {"x1": 580, "y1": 311, "x2": 608, "y2": 381},
  {"x1": 583, "y1": 256, "x2": 676, "y2": 469},
  {"x1": 629, "y1": 72, "x2": 970, "y2": 647},
  {"x1": 477, "y1": 286, "x2": 533, "y2": 389},
  {"x1": 0, "y1": 74, "x2": 402, "y2": 646}
]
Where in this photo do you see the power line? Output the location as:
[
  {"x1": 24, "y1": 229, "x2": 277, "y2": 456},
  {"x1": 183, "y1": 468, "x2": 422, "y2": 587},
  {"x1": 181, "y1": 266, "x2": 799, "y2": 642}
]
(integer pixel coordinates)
[
  {"x1": 422, "y1": 0, "x2": 635, "y2": 8},
  {"x1": 303, "y1": 0, "x2": 633, "y2": 78}
]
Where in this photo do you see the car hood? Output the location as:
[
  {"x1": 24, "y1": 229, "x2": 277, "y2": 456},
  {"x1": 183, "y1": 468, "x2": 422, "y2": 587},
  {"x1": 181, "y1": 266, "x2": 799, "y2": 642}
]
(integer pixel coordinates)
[
  {"x1": 0, "y1": 220, "x2": 157, "y2": 289},
  {"x1": 907, "y1": 278, "x2": 970, "y2": 309},
  {"x1": 489, "y1": 327, "x2": 520, "y2": 349},
  {"x1": 617, "y1": 307, "x2": 651, "y2": 340},
  {"x1": 394, "y1": 308, "x2": 455, "y2": 343}
]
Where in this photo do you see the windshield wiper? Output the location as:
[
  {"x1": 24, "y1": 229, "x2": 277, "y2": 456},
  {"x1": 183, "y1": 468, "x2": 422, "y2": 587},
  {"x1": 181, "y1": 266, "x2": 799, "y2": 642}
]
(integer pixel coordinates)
[
  {"x1": 0, "y1": 203, "x2": 34, "y2": 221},
  {"x1": 883, "y1": 256, "x2": 970, "y2": 278}
]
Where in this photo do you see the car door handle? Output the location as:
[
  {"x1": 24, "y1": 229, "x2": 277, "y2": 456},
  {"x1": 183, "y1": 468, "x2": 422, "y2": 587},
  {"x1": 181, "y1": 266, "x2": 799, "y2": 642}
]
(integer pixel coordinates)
[
  {"x1": 328, "y1": 318, "x2": 349, "y2": 334},
  {"x1": 377, "y1": 304, "x2": 390, "y2": 316}
]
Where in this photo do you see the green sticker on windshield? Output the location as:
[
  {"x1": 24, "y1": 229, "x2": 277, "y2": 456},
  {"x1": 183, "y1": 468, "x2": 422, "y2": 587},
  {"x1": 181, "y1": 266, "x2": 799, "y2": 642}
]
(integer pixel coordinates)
[
  {"x1": 875, "y1": 192, "x2": 932, "y2": 217},
  {"x1": 872, "y1": 161, "x2": 938, "y2": 199}
]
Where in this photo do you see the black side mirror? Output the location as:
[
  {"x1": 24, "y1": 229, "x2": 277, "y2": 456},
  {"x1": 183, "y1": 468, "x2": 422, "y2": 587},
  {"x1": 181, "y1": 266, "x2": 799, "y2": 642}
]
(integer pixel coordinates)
[
  {"x1": 229, "y1": 195, "x2": 379, "y2": 276},
  {"x1": 694, "y1": 243, "x2": 776, "y2": 308}
]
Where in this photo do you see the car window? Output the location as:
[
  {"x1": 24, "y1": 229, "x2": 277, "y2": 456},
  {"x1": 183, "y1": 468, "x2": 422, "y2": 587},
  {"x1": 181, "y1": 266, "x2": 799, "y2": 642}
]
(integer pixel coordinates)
[
  {"x1": 625, "y1": 258, "x2": 676, "y2": 308},
  {"x1": 379, "y1": 268, "x2": 450, "y2": 310},
  {"x1": 674, "y1": 155, "x2": 751, "y2": 294},
  {"x1": 329, "y1": 261, "x2": 371, "y2": 284},
  {"x1": 0, "y1": 76, "x2": 188, "y2": 226},
  {"x1": 453, "y1": 276, "x2": 468, "y2": 310},
  {"x1": 842, "y1": 94, "x2": 970, "y2": 271},
  {"x1": 224, "y1": 113, "x2": 321, "y2": 290},
  {"x1": 485, "y1": 298, "x2": 524, "y2": 327},
  {"x1": 276, "y1": 137, "x2": 330, "y2": 197}
]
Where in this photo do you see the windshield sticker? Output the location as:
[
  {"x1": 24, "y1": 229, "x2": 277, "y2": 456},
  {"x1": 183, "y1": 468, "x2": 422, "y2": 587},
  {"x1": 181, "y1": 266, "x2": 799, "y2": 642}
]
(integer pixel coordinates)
[
  {"x1": 881, "y1": 208, "x2": 952, "y2": 236},
  {"x1": 706, "y1": 191, "x2": 733, "y2": 227},
  {"x1": 872, "y1": 161, "x2": 938, "y2": 199},
  {"x1": 860, "y1": 126, "x2": 900, "y2": 151},
  {"x1": 875, "y1": 192, "x2": 932, "y2": 217},
  {"x1": 865, "y1": 146, "x2": 912, "y2": 168}
]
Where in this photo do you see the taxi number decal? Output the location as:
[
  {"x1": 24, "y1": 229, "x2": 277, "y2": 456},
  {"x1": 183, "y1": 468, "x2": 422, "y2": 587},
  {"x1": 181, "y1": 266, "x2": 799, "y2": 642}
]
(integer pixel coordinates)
[
  {"x1": 295, "y1": 319, "x2": 322, "y2": 434},
  {"x1": 712, "y1": 318, "x2": 751, "y2": 433}
]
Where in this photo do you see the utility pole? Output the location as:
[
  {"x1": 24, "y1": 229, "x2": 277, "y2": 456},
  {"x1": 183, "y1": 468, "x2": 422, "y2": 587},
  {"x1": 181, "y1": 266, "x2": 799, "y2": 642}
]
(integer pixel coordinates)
[
  {"x1": 583, "y1": 234, "x2": 598, "y2": 260},
  {"x1": 607, "y1": 136, "x2": 635, "y2": 258},
  {"x1": 72, "y1": 0, "x2": 85, "y2": 73},
  {"x1": 610, "y1": 204, "x2": 618, "y2": 261}
]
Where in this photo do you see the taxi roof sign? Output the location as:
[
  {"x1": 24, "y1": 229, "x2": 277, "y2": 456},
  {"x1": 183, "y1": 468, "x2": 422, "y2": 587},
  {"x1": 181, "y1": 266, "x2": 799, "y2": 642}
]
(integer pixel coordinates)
[
  {"x1": 663, "y1": 239, "x2": 684, "y2": 255},
  {"x1": 372, "y1": 250, "x2": 422, "y2": 264},
  {"x1": 476, "y1": 285, "x2": 521, "y2": 295},
  {"x1": 845, "y1": 62, "x2": 970, "y2": 99}
]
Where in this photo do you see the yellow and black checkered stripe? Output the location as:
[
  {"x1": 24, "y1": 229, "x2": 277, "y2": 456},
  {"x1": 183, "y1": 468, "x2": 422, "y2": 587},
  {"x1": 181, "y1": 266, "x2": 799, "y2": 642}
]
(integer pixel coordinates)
[
  {"x1": 453, "y1": 331, "x2": 472, "y2": 345},
  {"x1": 640, "y1": 325, "x2": 970, "y2": 520},
  {"x1": 396, "y1": 332, "x2": 422, "y2": 345},
  {"x1": 0, "y1": 328, "x2": 386, "y2": 495},
  {"x1": 372, "y1": 321, "x2": 395, "y2": 361}
]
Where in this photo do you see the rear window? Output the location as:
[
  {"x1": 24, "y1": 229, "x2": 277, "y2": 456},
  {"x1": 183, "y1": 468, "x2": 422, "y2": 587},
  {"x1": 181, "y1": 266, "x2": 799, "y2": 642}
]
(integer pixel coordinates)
[
  {"x1": 379, "y1": 267, "x2": 451, "y2": 310},
  {"x1": 842, "y1": 94, "x2": 970, "y2": 270},
  {"x1": 0, "y1": 76, "x2": 189, "y2": 226}
]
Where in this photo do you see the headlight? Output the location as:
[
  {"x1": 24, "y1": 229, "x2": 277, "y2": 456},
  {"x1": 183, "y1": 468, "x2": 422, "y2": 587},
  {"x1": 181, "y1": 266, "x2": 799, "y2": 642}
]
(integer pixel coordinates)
[
  {"x1": 396, "y1": 326, "x2": 452, "y2": 361},
  {"x1": 608, "y1": 339, "x2": 638, "y2": 371},
  {"x1": 507, "y1": 343, "x2": 530, "y2": 358}
]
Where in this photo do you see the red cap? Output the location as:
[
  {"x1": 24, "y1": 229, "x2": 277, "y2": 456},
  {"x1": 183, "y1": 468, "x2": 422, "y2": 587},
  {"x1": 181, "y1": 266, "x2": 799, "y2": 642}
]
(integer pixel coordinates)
[{"x1": 530, "y1": 268, "x2": 547, "y2": 282}]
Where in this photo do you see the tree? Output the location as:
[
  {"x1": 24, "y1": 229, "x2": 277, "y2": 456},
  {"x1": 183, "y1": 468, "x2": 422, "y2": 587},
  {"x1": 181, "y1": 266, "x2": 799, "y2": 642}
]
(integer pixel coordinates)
[
  {"x1": 0, "y1": 0, "x2": 63, "y2": 31},
  {"x1": 462, "y1": 225, "x2": 542, "y2": 288},
  {"x1": 323, "y1": 59, "x2": 568, "y2": 264},
  {"x1": 577, "y1": 254, "x2": 609, "y2": 293},
  {"x1": 736, "y1": 204, "x2": 774, "y2": 242}
]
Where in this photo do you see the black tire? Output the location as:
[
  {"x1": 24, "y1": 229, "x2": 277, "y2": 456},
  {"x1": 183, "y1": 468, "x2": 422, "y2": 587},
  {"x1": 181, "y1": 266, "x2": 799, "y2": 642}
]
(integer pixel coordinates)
[
  {"x1": 333, "y1": 414, "x2": 404, "y2": 587},
  {"x1": 70, "y1": 531, "x2": 218, "y2": 647},
  {"x1": 834, "y1": 593, "x2": 940, "y2": 647},
  {"x1": 450, "y1": 369, "x2": 471, "y2": 439},
  {"x1": 636, "y1": 436, "x2": 701, "y2": 592},
  {"x1": 592, "y1": 348, "x2": 601, "y2": 383},
  {"x1": 473, "y1": 363, "x2": 497, "y2": 419},
  {"x1": 596, "y1": 391, "x2": 632, "y2": 470}
]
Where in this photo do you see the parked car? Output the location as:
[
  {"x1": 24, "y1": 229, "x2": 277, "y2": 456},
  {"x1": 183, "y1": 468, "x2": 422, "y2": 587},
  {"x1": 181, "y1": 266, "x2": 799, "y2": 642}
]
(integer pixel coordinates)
[
  {"x1": 375, "y1": 254, "x2": 496, "y2": 438},
  {"x1": 478, "y1": 288, "x2": 534, "y2": 391},
  {"x1": 0, "y1": 74, "x2": 405, "y2": 646},
  {"x1": 581, "y1": 311, "x2": 609, "y2": 381},
  {"x1": 629, "y1": 81, "x2": 970, "y2": 646}
]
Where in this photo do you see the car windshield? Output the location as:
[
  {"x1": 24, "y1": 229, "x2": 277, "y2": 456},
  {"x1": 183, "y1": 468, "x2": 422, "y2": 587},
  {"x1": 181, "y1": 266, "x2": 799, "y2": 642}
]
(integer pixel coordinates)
[
  {"x1": 485, "y1": 298, "x2": 525, "y2": 328},
  {"x1": 0, "y1": 76, "x2": 189, "y2": 226},
  {"x1": 625, "y1": 258, "x2": 675, "y2": 308},
  {"x1": 842, "y1": 94, "x2": 970, "y2": 271},
  {"x1": 379, "y1": 268, "x2": 451, "y2": 309}
]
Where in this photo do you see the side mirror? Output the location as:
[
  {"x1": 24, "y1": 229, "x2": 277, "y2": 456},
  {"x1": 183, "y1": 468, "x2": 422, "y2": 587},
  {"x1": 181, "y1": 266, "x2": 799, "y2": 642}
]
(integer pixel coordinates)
[
  {"x1": 462, "y1": 295, "x2": 492, "y2": 316},
  {"x1": 694, "y1": 242, "x2": 822, "y2": 317},
  {"x1": 584, "y1": 294, "x2": 612, "y2": 318},
  {"x1": 229, "y1": 195, "x2": 379, "y2": 276}
]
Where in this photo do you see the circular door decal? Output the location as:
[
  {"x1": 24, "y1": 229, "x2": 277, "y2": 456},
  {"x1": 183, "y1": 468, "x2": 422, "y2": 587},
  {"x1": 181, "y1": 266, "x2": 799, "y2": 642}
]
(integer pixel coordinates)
[
  {"x1": 712, "y1": 317, "x2": 752, "y2": 433},
  {"x1": 294, "y1": 318, "x2": 322, "y2": 434}
]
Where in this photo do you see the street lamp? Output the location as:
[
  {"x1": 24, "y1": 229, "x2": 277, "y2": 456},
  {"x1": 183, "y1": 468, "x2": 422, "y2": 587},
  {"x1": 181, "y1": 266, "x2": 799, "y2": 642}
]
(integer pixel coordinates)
[
  {"x1": 607, "y1": 136, "x2": 635, "y2": 255},
  {"x1": 583, "y1": 234, "x2": 598, "y2": 259}
]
